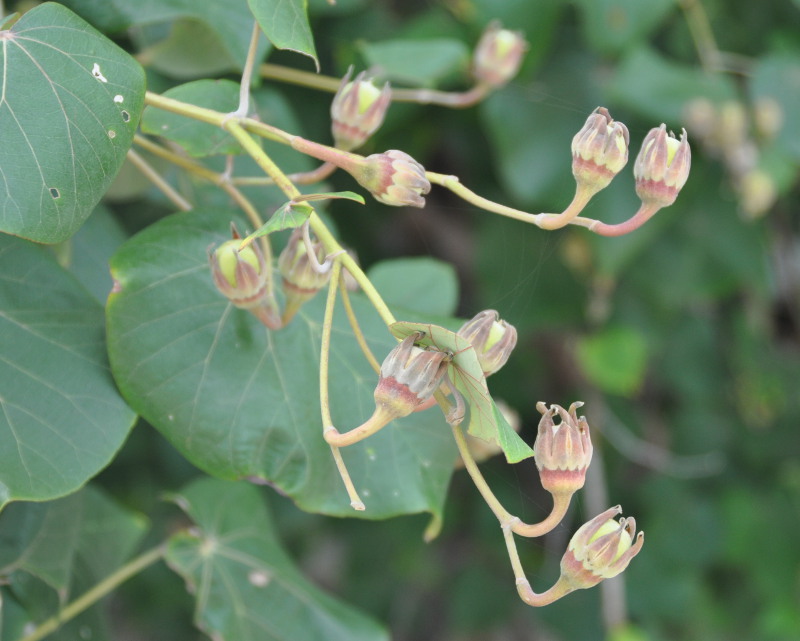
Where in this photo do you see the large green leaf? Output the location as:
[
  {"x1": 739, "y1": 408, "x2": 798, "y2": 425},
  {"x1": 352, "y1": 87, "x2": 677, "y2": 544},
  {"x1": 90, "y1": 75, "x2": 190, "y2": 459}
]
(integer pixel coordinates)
[
  {"x1": 367, "y1": 257, "x2": 458, "y2": 318},
  {"x1": 389, "y1": 321, "x2": 534, "y2": 464},
  {"x1": 249, "y1": 0, "x2": 318, "y2": 70},
  {"x1": 749, "y1": 52, "x2": 800, "y2": 161},
  {"x1": 359, "y1": 38, "x2": 469, "y2": 87},
  {"x1": 141, "y1": 79, "x2": 246, "y2": 157},
  {"x1": 105, "y1": 209, "x2": 457, "y2": 521},
  {"x1": 0, "y1": 235, "x2": 136, "y2": 508},
  {"x1": 574, "y1": 0, "x2": 676, "y2": 54},
  {"x1": 0, "y1": 3, "x2": 145, "y2": 243},
  {"x1": 165, "y1": 478, "x2": 387, "y2": 641},
  {"x1": 74, "y1": 0, "x2": 271, "y2": 71},
  {"x1": 0, "y1": 486, "x2": 148, "y2": 640}
]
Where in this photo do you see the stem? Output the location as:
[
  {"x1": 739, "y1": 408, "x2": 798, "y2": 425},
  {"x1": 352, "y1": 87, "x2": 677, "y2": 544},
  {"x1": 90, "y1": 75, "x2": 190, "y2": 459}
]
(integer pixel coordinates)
[
  {"x1": 290, "y1": 136, "x2": 363, "y2": 173},
  {"x1": 338, "y1": 273, "x2": 382, "y2": 374},
  {"x1": 502, "y1": 525, "x2": 573, "y2": 607},
  {"x1": 232, "y1": 22, "x2": 261, "y2": 118},
  {"x1": 126, "y1": 149, "x2": 192, "y2": 212},
  {"x1": 232, "y1": 162, "x2": 337, "y2": 187},
  {"x1": 585, "y1": 202, "x2": 662, "y2": 237},
  {"x1": 261, "y1": 62, "x2": 343, "y2": 92},
  {"x1": 319, "y1": 262, "x2": 365, "y2": 511},
  {"x1": 17, "y1": 544, "x2": 165, "y2": 641},
  {"x1": 535, "y1": 184, "x2": 595, "y2": 230},
  {"x1": 324, "y1": 406, "x2": 394, "y2": 447},
  {"x1": 451, "y1": 423, "x2": 572, "y2": 537}
]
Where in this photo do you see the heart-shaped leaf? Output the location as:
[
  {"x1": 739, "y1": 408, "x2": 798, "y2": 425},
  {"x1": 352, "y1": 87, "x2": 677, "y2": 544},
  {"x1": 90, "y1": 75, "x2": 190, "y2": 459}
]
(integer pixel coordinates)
[
  {"x1": 389, "y1": 322, "x2": 534, "y2": 464},
  {"x1": 165, "y1": 478, "x2": 388, "y2": 641},
  {"x1": 0, "y1": 3, "x2": 145, "y2": 243},
  {"x1": 106, "y1": 209, "x2": 458, "y2": 521},
  {"x1": 0, "y1": 235, "x2": 136, "y2": 508}
]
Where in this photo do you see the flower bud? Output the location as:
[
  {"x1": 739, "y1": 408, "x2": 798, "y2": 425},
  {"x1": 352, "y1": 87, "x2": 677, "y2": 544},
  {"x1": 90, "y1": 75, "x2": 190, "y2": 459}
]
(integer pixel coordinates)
[
  {"x1": 634, "y1": 125, "x2": 691, "y2": 208},
  {"x1": 209, "y1": 228, "x2": 281, "y2": 329},
  {"x1": 559, "y1": 506, "x2": 644, "y2": 590},
  {"x1": 472, "y1": 22, "x2": 527, "y2": 88},
  {"x1": 331, "y1": 68, "x2": 392, "y2": 151},
  {"x1": 353, "y1": 149, "x2": 431, "y2": 208},
  {"x1": 572, "y1": 107, "x2": 629, "y2": 195},
  {"x1": 278, "y1": 228, "x2": 330, "y2": 323},
  {"x1": 533, "y1": 402, "x2": 593, "y2": 496},
  {"x1": 374, "y1": 334, "x2": 451, "y2": 419},
  {"x1": 457, "y1": 310, "x2": 517, "y2": 376}
]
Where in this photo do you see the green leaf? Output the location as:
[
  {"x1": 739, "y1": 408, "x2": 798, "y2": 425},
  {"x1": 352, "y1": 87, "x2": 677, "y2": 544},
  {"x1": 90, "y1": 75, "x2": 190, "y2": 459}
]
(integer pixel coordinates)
[
  {"x1": 574, "y1": 0, "x2": 676, "y2": 54},
  {"x1": 249, "y1": 0, "x2": 319, "y2": 70},
  {"x1": 359, "y1": 38, "x2": 470, "y2": 87},
  {"x1": 106, "y1": 209, "x2": 457, "y2": 521},
  {"x1": 389, "y1": 322, "x2": 534, "y2": 464},
  {"x1": 367, "y1": 257, "x2": 458, "y2": 318},
  {"x1": 0, "y1": 3, "x2": 145, "y2": 243},
  {"x1": 575, "y1": 326, "x2": 648, "y2": 396},
  {"x1": 609, "y1": 47, "x2": 738, "y2": 124},
  {"x1": 0, "y1": 236, "x2": 136, "y2": 507},
  {"x1": 92, "y1": 0, "x2": 271, "y2": 71},
  {"x1": 165, "y1": 478, "x2": 388, "y2": 641},
  {"x1": 294, "y1": 191, "x2": 365, "y2": 204},
  {"x1": 141, "y1": 79, "x2": 246, "y2": 157}
]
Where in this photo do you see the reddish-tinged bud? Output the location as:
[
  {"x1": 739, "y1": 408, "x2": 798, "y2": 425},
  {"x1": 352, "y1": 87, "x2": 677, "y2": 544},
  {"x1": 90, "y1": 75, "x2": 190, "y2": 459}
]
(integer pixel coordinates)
[
  {"x1": 209, "y1": 229, "x2": 281, "y2": 329},
  {"x1": 572, "y1": 107, "x2": 630, "y2": 195},
  {"x1": 457, "y1": 310, "x2": 517, "y2": 376},
  {"x1": 374, "y1": 334, "x2": 451, "y2": 419},
  {"x1": 354, "y1": 150, "x2": 431, "y2": 208},
  {"x1": 278, "y1": 228, "x2": 330, "y2": 322},
  {"x1": 331, "y1": 68, "x2": 392, "y2": 151},
  {"x1": 559, "y1": 506, "x2": 644, "y2": 590},
  {"x1": 472, "y1": 22, "x2": 527, "y2": 88},
  {"x1": 634, "y1": 125, "x2": 691, "y2": 208},
  {"x1": 533, "y1": 402, "x2": 593, "y2": 496}
]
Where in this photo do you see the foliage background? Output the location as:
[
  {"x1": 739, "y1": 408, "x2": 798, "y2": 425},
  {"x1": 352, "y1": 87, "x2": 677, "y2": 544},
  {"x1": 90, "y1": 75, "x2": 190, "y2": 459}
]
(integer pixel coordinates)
[{"x1": 2, "y1": 0, "x2": 799, "y2": 640}]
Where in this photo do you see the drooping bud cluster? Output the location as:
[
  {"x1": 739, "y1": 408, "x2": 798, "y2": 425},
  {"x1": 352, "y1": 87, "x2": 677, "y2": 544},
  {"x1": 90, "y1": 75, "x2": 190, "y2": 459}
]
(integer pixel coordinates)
[
  {"x1": 472, "y1": 22, "x2": 527, "y2": 89},
  {"x1": 571, "y1": 107, "x2": 630, "y2": 196},
  {"x1": 558, "y1": 506, "x2": 644, "y2": 590},
  {"x1": 533, "y1": 402, "x2": 593, "y2": 496},
  {"x1": 331, "y1": 68, "x2": 392, "y2": 151},
  {"x1": 278, "y1": 228, "x2": 330, "y2": 323},
  {"x1": 354, "y1": 150, "x2": 431, "y2": 208},
  {"x1": 457, "y1": 309, "x2": 517, "y2": 376},
  {"x1": 374, "y1": 334, "x2": 451, "y2": 419},
  {"x1": 209, "y1": 227, "x2": 281, "y2": 329},
  {"x1": 634, "y1": 125, "x2": 691, "y2": 208}
]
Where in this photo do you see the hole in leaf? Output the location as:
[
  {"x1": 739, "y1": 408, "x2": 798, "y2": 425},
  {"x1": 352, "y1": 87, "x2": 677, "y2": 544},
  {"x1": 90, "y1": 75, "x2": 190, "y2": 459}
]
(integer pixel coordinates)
[
  {"x1": 49, "y1": 187, "x2": 60, "y2": 199},
  {"x1": 121, "y1": 110, "x2": 130, "y2": 122}
]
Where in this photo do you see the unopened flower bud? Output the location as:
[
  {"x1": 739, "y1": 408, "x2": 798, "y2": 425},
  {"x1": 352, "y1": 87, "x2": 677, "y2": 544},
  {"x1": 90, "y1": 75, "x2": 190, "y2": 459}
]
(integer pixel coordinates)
[
  {"x1": 209, "y1": 227, "x2": 281, "y2": 329},
  {"x1": 374, "y1": 334, "x2": 451, "y2": 419},
  {"x1": 354, "y1": 149, "x2": 431, "y2": 208},
  {"x1": 634, "y1": 125, "x2": 691, "y2": 208},
  {"x1": 533, "y1": 402, "x2": 593, "y2": 496},
  {"x1": 572, "y1": 107, "x2": 629, "y2": 196},
  {"x1": 457, "y1": 310, "x2": 517, "y2": 376},
  {"x1": 331, "y1": 68, "x2": 392, "y2": 151},
  {"x1": 559, "y1": 506, "x2": 644, "y2": 590},
  {"x1": 278, "y1": 228, "x2": 330, "y2": 323},
  {"x1": 472, "y1": 22, "x2": 527, "y2": 88}
]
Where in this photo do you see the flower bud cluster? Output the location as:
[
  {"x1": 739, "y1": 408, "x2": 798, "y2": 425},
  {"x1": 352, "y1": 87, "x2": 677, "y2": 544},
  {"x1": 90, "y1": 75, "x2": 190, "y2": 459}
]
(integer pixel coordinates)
[
  {"x1": 278, "y1": 228, "x2": 330, "y2": 322},
  {"x1": 472, "y1": 22, "x2": 527, "y2": 89},
  {"x1": 571, "y1": 107, "x2": 630, "y2": 196},
  {"x1": 634, "y1": 125, "x2": 691, "y2": 208},
  {"x1": 209, "y1": 227, "x2": 281, "y2": 329},
  {"x1": 533, "y1": 402, "x2": 593, "y2": 496},
  {"x1": 559, "y1": 506, "x2": 644, "y2": 590},
  {"x1": 457, "y1": 309, "x2": 517, "y2": 376},
  {"x1": 354, "y1": 149, "x2": 431, "y2": 208},
  {"x1": 331, "y1": 69, "x2": 392, "y2": 151},
  {"x1": 374, "y1": 334, "x2": 451, "y2": 419}
]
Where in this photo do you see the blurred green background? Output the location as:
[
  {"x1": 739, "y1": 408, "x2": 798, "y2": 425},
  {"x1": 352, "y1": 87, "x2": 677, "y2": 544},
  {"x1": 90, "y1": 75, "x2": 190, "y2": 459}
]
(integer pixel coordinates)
[{"x1": 6, "y1": 0, "x2": 800, "y2": 639}]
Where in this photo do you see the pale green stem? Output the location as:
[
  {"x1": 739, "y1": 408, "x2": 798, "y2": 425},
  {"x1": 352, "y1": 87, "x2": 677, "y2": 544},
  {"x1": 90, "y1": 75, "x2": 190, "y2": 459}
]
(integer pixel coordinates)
[
  {"x1": 319, "y1": 262, "x2": 366, "y2": 511},
  {"x1": 535, "y1": 184, "x2": 595, "y2": 230},
  {"x1": 231, "y1": 162, "x2": 337, "y2": 187},
  {"x1": 338, "y1": 273, "x2": 382, "y2": 375},
  {"x1": 502, "y1": 525, "x2": 574, "y2": 607},
  {"x1": 583, "y1": 202, "x2": 662, "y2": 237},
  {"x1": 17, "y1": 545, "x2": 166, "y2": 641},
  {"x1": 126, "y1": 148, "x2": 192, "y2": 211},
  {"x1": 260, "y1": 62, "x2": 491, "y2": 107},
  {"x1": 232, "y1": 22, "x2": 261, "y2": 118},
  {"x1": 324, "y1": 406, "x2": 394, "y2": 448}
]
